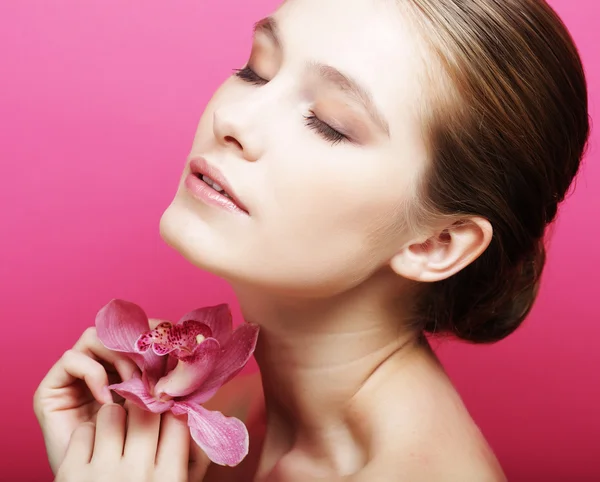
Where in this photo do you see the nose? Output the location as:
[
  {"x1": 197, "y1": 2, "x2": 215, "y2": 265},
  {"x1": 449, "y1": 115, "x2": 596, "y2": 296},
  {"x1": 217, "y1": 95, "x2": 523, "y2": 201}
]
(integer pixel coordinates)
[{"x1": 212, "y1": 103, "x2": 264, "y2": 162}]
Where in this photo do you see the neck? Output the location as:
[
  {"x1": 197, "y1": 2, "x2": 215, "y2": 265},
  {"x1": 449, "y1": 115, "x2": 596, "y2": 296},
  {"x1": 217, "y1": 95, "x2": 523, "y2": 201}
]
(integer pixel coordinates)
[{"x1": 232, "y1": 269, "x2": 428, "y2": 475}]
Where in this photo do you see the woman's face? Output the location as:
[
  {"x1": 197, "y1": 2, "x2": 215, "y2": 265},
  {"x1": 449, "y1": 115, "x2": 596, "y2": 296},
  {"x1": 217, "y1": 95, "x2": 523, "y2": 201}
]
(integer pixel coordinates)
[{"x1": 161, "y1": 0, "x2": 431, "y2": 296}]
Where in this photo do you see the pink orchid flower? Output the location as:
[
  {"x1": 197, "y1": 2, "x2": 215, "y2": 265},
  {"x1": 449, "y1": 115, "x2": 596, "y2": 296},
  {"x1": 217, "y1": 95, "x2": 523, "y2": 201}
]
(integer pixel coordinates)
[{"x1": 94, "y1": 299, "x2": 259, "y2": 467}]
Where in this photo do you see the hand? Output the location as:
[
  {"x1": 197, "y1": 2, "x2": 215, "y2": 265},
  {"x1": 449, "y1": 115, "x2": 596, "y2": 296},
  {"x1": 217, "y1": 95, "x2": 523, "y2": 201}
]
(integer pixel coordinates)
[
  {"x1": 54, "y1": 402, "x2": 210, "y2": 482},
  {"x1": 34, "y1": 327, "x2": 139, "y2": 473}
]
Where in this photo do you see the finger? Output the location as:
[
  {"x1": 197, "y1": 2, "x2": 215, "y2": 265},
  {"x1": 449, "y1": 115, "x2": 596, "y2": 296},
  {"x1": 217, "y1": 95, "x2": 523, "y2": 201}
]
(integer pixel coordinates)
[
  {"x1": 38, "y1": 349, "x2": 113, "y2": 405},
  {"x1": 122, "y1": 401, "x2": 161, "y2": 467},
  {"x1": 189, "y1": 438, "x2": 212, "y2": 482},
  {"x1": 91, "y1": 403, "x2": 126, "y2": 463},
  {"x1": 74, "y1": 327, "x2": 139, "y2": 381},
  {"x1": 155, "y1": 411, "x2": 192, "y2": 480},
  {"x1": 62, "y1": 422, "x2": 96, "y2": 467}
]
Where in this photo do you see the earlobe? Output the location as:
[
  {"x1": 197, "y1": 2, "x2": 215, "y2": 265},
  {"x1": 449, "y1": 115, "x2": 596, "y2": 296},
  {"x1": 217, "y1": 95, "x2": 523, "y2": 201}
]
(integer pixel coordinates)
[{"x1": 390, "y1": 217, "x2": 493, "y2": 283}]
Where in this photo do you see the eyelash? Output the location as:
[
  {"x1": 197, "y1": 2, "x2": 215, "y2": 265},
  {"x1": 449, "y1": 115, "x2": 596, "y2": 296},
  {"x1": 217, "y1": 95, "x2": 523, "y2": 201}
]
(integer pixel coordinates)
[
  {"x1": 233, "y1": 66, "x2": 266, "y2": 86},
  {"x1": 233, "y1": 66, "x2": 348, "y2": 145}
]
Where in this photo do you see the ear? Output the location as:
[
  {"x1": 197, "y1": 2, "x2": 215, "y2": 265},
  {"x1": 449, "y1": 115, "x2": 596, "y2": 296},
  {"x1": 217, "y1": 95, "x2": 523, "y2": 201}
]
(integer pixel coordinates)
[{"x1": 389, "y1": 217, "x2": 493, "y2": 282}]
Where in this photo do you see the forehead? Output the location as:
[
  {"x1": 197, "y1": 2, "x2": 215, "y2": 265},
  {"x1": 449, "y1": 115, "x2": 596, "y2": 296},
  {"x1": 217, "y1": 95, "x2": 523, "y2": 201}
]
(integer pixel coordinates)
[{"x1": 272, "y1": 0, "x2": 428, "y2": 136}]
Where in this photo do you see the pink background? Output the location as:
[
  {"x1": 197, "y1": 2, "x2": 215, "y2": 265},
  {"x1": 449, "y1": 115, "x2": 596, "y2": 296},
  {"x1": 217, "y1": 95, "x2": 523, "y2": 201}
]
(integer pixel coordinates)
[{"x1": 0, "y1": 1, "x2": 598, "y2": 480}]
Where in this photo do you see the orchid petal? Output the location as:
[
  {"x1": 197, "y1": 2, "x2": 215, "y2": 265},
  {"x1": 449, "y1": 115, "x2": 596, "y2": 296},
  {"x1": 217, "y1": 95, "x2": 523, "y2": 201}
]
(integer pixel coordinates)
[
  {"x1": 178, "y1": 304, "x2": 232, "y2": 345},
  {"x1": 96, "y1": 299, "x2": 149, "y2": 353},
  {"x1": 179, "y1": 385, "x2": 222, "y2": 406},
  {"x1": 154, "y1": 338, "x2": 220, "y2": 399},
  {"x1": 183, "y1": 323, "x2": 259, "y2": 404},
  {"x1": 95, "y1": 299, "x2": 165, "y2": 377},
  {"x1": 172, "y1": 402, "x2": 249, "y2": 466},
  {"x1": 109, "y1": 376, "x2": 174, "y2": 414}
]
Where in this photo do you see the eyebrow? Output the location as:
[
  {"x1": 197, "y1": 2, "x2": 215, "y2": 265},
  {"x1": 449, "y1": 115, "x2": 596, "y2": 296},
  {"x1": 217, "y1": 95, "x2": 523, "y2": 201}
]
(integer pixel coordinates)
[{"x1": 253, "y1": 17, "x2": 391, "y2": 137}]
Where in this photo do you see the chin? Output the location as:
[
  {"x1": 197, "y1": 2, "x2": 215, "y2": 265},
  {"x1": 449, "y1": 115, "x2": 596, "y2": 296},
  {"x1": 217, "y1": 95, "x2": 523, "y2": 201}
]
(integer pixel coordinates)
[{"x1": 159, "y1": 196, "x2": 234, "y2": 277}]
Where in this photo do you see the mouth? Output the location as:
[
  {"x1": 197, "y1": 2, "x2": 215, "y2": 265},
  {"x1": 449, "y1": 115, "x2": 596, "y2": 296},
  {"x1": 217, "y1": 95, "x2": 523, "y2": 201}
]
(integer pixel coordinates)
[
  {"x1": 194, "y1": 173, "x2": 234, "y2": 200},
  {"x1": 187, "y1": 157, "x2": 249, "y2": 215}
]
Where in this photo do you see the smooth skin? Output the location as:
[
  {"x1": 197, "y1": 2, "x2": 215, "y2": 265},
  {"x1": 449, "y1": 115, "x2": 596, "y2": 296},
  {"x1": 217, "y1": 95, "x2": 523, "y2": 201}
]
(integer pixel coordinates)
[
  {"x1": 36, "y1": 0, "x2": 510, "y2": 480},
  {"x1": 54, "y1": 403, "x2": 200, "y2": 482},
  {"x1": 34, "y1": 325, "x2": 210, "y2": 481},
  {"x1": 35, "y1": 326, "x2": 504, "y2": 481}
]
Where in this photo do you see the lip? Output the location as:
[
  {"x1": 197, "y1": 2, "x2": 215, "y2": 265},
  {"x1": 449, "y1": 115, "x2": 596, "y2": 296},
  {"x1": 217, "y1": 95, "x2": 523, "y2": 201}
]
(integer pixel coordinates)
[{"x1": 185, "y1": 157, "x2": 249, "y2": 215}]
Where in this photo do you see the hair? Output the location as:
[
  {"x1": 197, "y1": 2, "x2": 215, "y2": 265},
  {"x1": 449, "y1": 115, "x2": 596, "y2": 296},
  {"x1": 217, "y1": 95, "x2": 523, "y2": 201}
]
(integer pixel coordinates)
[{"x1": 403, "y1": 0, "x2": 591, "y2": 343}]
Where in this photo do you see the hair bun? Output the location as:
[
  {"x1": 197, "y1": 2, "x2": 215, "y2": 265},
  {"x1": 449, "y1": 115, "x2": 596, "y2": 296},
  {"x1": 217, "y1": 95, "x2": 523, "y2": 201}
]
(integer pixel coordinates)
[{"x1": 421, "y1": 240, "x2": 546, "y2": 344}]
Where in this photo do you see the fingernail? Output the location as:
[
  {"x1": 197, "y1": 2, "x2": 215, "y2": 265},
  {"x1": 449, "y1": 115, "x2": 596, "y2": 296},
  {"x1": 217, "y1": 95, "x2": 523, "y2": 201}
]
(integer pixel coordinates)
[{"x1": 102, "y1": 386, "x2": 113, "y2": 403}]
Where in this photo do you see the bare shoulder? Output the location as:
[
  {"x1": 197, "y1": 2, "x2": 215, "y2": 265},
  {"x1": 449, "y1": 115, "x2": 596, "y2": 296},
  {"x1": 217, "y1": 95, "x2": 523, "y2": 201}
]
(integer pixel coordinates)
[
  {"x1": 360, "y1": 356, "x2": 507, "y2": 481},
  {"x1": 367, "y1": 420, "x2": 507, "y2": 482}
]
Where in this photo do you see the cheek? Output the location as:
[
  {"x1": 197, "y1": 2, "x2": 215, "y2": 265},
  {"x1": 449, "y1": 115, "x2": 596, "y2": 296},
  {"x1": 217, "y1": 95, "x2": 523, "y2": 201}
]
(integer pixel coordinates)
[
  {"x1": 250, "y1": 205, "x2": 405, "y2": 296},
  {"x1": 249, "y1": 168, "x2": 410, "y2": 290},
  {"x1": 267, "y1": 148, "x2": 411, "y2": 246}
]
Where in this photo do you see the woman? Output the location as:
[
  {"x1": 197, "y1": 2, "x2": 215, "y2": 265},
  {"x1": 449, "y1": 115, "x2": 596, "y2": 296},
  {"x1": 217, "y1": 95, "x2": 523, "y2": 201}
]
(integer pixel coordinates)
[{"x1": 34, "y1": 0, "x2": 590, "y2": 480}]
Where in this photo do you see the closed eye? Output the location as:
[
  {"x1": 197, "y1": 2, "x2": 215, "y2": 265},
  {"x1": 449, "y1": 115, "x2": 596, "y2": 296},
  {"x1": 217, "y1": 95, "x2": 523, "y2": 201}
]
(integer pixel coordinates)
[
  {"x1": 233, "y1": 66, "x2": 349, "y2": 145},
  {"x1": 233, "y1": 66, "x2": 267, "y2": 86},
  {"x1": 303, "y1": 114, "x2": 347, "y2": 145}
]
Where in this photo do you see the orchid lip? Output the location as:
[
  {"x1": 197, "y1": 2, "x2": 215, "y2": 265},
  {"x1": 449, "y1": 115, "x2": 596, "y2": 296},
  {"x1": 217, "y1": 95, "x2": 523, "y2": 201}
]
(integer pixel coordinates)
[{"x1": 188, "y1": 157, "x2": 249, "y2": 214}]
